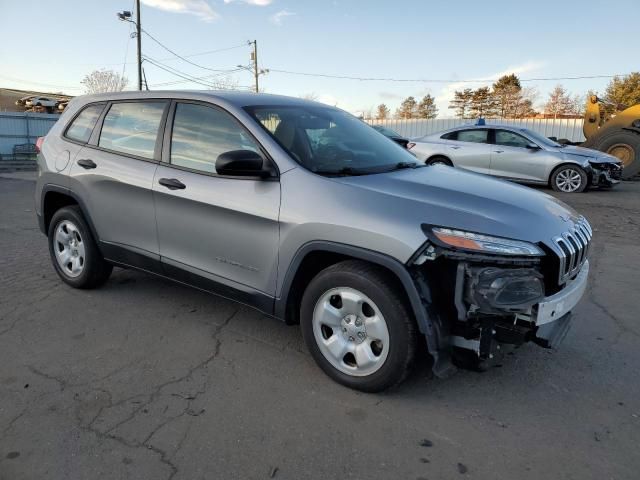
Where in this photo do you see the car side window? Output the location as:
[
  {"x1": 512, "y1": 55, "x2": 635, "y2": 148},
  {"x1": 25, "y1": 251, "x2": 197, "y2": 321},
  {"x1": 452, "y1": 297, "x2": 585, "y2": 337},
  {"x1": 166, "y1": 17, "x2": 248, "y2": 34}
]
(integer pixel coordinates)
[
  {"x1": 495, "y1": 130, "x2": 531, "y2": 148},
  {"x1": 65, "y1": 104, "x2": 105, "y2": 143},
  {"x1": 441, "y1": 131, "x2": 457, "y2": 140},
  {"x1": 98, "y1": 102, "x2": 166, "y2": 159},
  {"x1": 456, "y1": 129, "x2": 488, "y2": 144},
  {"x1": 170, "y1": 103, "x2": 261, "y2": 174}
]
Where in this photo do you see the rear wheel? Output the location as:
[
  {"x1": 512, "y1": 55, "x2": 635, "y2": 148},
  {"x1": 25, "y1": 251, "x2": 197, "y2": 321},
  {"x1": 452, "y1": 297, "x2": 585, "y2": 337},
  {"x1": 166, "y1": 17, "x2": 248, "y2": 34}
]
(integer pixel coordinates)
[
  {"x1": 300, "y1": 260, "x2": 418, "y2": 392},
  {"x1": 551, "y1": 165, "x2": 587, "y2": 193},
  {"x1": 48, "y1": 206, "x2": 112, "y2": 289}
]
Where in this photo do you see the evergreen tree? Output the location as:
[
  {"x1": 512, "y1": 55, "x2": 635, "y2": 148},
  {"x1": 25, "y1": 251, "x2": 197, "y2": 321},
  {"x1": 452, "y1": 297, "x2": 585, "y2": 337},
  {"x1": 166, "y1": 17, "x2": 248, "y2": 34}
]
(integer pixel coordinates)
[
  {"x1": 448, "y1": 88, "x2": 474, "y2": 118},
  {"x1": 396, "y1": 96, "x2": 418, "y2": 119},
  {"x1": 376, "y1": 103, "x2": 390, "y2": 120},
  {"x1": 416, "y1": 95, "x2": 438, "y2": 119}
]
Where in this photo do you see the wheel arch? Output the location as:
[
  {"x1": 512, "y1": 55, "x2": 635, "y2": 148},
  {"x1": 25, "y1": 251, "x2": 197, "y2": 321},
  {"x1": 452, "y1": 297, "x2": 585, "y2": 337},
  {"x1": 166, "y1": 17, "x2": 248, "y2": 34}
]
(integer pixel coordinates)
[
  {"x1": 425, "y1": 154, "x2": 452, "y2": 165},
  {"x1": 41, "y1": 185, "x2": 101, "y2": 246}
]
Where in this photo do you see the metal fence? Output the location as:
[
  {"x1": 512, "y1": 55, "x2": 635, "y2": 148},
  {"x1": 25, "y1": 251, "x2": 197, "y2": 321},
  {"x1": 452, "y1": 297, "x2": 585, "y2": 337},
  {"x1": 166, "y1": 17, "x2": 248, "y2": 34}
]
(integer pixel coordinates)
[
  {"x1": 365, "y1": 117, "x2": 586, "y2": 143},
  {"x1": 0, "y1": 112, "x2": 59, "y2": 156}
]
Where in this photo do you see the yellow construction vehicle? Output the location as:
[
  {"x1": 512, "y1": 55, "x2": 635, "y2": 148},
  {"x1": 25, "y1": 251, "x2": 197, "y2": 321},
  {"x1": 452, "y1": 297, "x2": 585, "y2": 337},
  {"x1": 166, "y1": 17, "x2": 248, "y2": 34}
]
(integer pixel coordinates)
[{"x1": 581, "y1": 95, "x2": 640, "y2": 178}]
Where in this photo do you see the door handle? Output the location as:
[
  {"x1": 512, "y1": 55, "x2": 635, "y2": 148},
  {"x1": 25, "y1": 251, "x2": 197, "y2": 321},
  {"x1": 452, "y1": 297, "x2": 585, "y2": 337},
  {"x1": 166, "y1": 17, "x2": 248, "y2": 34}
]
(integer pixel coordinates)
[
  {"x1": 77, "y1": 159, "x2": 97, "y2": 169},
  {"x1": 158, "y1": 178, "x2": 186, "y2": 190},
  {"x1": 493, "y1": 150, "x2": 504, "y2": 153},
  {"x1": 449, "y1": 146, "x2": 461, "y2": 149}
]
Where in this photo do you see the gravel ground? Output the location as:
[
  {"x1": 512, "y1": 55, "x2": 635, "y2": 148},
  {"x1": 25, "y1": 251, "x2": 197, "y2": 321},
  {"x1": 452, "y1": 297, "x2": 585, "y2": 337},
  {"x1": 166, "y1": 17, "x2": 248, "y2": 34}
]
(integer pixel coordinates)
[{"x1": 1, "y1": 173, "x2": 639, "y2": 480}]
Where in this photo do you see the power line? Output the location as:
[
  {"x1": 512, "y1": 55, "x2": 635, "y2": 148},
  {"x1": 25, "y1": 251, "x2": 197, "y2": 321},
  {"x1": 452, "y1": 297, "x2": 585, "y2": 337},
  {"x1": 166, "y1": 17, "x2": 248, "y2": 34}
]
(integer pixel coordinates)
[
  {"x1": 142, "y1": 27, "x2": 248, "y2": 73},
  {"x1": 268, "y1": 69, "x2": 624, "y2": 84},
  {"x1": 0, "y1": 74, "x2": 83, "y2": 91},
  {"x1": 143, "y1": 56, "x2": 249, "y2": 89},
  {"x1": 150, "y1": 68, "x2": 245, "y2": 87}
]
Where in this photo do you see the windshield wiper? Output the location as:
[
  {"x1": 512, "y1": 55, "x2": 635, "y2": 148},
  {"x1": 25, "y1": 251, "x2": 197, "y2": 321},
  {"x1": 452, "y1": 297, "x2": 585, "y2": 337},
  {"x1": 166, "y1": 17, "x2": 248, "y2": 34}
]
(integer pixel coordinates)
[
  {"x1": 312, "y1": 166, "x2": 369, "y2": 176},
  {"x1": 391, "y1": 161, "x2": 425, "y2": 170}
]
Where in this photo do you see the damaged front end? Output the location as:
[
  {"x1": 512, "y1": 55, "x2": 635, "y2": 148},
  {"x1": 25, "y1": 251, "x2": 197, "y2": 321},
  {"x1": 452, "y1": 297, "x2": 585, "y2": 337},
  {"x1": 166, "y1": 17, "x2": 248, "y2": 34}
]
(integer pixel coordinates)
[
  {"x1": 588, "y1": 161, "x2": 623, "y2": 187},
  {"x1": 409, "y1": 223, "x2": 591, "y2": 375}
]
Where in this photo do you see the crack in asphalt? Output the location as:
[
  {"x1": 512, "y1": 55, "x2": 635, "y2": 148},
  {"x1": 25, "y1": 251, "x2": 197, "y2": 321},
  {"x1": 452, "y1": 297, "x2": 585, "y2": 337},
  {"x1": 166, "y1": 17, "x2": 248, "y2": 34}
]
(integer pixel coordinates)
[
  {"x1": 587, "y1": 242, "x2": 640, "y2": 341},
  {"x1": 72, "y1": 307, "x2": 240, "y2": 480}
]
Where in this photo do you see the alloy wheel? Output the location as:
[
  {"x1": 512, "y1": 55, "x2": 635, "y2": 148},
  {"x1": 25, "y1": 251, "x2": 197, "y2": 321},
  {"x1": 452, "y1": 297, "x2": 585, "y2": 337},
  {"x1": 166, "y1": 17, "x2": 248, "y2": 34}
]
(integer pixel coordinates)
[{"x1": 555, "y1": 168, "x2": 583, "y2": 192}]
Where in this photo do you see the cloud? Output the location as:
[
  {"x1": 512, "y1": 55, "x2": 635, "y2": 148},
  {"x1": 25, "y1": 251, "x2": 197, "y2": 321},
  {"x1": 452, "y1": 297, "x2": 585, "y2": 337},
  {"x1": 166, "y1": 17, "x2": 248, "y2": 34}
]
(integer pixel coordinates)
[
  {"x1": 379, "y1": 91, "x2": 403, "y2": 100},
  {"x1": 141, "y1": 0, "x2": 219, "y2": 21},
  {"x1": 269, "y1": 9, "x2": 296, "y2": 25},
  {"x1": 436, "y1": 60, "x2": 545, "y2": 115},
  {"x1": 224, "y1": 0, "x2": 273, "y2": 5}
]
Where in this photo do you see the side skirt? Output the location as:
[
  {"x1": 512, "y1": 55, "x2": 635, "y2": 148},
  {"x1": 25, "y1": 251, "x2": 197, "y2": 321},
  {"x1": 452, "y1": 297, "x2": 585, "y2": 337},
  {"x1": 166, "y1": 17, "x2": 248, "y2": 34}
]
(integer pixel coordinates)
[{"x1": 100, "y1": 241, "x2": 275, "y2": 317}]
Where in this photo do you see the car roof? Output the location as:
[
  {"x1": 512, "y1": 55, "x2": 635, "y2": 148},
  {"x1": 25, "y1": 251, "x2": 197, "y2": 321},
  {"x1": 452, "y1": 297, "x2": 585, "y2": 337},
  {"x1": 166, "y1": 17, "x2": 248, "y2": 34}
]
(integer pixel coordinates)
[
  {"x1": 74, "y1": 90, "x2": 328, "y2": 109},
  {"x1": 434, "y1": 124, "x2": 528, "y2": 136}
]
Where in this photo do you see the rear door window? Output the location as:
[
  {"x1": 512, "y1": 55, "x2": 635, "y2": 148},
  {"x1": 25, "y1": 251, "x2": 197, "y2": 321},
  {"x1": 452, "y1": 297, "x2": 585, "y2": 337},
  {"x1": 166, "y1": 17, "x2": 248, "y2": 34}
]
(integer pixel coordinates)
[
  {"x1": 65, "y1": 104, "x2": 105, "y2": 143},
  {"x1": 98, "y1": 102, "x2": 166, "y2": 159},
  {"x1": 455, "y1": 129, "x2": 489, "y2": 144}
]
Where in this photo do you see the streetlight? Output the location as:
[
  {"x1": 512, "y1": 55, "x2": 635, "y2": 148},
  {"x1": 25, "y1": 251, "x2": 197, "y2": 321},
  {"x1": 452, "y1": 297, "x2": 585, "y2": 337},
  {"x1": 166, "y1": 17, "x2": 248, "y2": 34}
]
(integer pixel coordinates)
[{"x1": 117, "y1": 1, "x2": 142, "y2": 91}]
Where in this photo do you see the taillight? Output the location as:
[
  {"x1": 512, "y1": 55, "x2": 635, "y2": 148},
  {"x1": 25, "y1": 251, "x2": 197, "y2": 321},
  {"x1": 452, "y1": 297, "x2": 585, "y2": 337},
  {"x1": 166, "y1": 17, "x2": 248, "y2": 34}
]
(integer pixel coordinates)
[
  {"x1": 407, "y1": 142, "x2": 416, "y2": 150},
  {"x1": 35, "y1": 136, "x2": 44, "y2": 153}
]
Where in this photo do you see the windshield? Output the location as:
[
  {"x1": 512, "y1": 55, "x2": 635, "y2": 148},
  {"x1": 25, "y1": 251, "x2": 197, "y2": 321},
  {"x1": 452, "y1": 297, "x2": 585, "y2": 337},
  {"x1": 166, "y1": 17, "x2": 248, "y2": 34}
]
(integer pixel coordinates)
[
  {"x1": 520, "y1": 128, "x2": 563, "y2": 148},
  {"x1": 373, "y1": 125, "x2": 402, "y2": 137},
  {"x1": 244, "y1": 105, "x2": 421, "y2": 175}
]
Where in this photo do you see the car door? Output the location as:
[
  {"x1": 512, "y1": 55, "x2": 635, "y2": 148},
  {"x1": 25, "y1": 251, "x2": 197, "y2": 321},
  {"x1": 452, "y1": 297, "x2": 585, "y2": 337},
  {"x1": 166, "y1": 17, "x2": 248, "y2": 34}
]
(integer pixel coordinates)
[
  {"x1": 446, "y1": 129, "x2": 492, "y2": 174},
  {"x1": 68, "y1": 100, "x2": 168, "y2": 268},
  {"x1": 490, "y1": 129, "x2": 547, "y2": 182},
  {"x1": 153, "y1": 100, "x2": 281, "y2": 303}
]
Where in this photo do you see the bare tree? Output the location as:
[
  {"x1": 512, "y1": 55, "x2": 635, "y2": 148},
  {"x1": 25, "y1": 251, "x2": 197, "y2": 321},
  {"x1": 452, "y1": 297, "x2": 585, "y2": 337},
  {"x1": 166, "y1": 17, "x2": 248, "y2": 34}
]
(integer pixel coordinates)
[
  {"x1": 81, "y1": 69, "x2": 128, "y2": 94},
  {"x1": 301, "y1": 92, "x2": 319, "y2": 101},
  {"x1": 208, "y1": 76, "x2": 240, "y2": 91},
  {"x1": 544, "y1": 84, "x2": 580, "y2": 118}
]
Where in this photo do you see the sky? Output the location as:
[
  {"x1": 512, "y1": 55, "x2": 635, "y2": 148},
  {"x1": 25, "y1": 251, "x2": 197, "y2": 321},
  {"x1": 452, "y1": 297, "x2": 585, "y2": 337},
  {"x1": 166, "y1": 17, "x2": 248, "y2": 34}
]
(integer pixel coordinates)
[{"x1": 1, "y1": 0, "x2": 638, "y2": 116}]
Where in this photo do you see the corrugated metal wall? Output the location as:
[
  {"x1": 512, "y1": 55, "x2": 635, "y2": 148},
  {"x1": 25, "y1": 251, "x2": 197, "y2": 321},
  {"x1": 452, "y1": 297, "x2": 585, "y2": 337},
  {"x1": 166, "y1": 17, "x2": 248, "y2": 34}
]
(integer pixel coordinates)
[
  {"x1": 366, "y1": 117, "x2": 586, "y2": 142},
  {"x1": 0, "y1": 112, "x2": 59, "y2": 156}
]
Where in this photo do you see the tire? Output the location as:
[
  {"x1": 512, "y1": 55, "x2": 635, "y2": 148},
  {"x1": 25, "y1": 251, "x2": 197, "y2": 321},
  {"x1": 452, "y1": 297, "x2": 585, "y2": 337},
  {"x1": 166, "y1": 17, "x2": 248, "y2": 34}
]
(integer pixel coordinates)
[
  {"x1": 550, "y1": 165, "x2": 588, "y2": 193},
  {"x1": 594, "y1": 130, "x2": 640, "y2": 179},
  {"x1": 426, "y1": 156, "x2": 452, "y2": 166},
  {"x1": 48, "y1": 206, "x2": 112, "y2": 289},
  {"x1": 300, "y1": 260, "x2": 418, "y2": 392}
]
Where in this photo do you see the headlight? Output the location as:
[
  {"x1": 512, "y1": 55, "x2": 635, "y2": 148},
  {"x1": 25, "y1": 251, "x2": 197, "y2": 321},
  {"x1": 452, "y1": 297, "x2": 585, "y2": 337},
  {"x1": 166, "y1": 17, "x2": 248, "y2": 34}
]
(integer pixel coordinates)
[{"x1": 432, "y1": 227, "x2": 544, "y2": 256}]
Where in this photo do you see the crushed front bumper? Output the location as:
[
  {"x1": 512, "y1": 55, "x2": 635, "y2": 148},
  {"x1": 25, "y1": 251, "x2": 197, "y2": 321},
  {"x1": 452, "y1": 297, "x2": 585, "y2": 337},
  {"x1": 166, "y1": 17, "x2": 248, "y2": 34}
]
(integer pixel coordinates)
[
  {"x1": 589, "y1": 164, "x2": 622, "y2": 187},
  {"x1": 532, "y1": 260, "x2": 589, "y2": 348}
]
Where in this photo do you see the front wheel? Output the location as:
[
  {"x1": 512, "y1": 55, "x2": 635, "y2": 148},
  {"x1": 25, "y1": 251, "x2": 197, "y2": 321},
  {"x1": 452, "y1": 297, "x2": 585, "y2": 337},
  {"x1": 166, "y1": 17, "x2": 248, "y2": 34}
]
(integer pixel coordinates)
[
  {"x1": 300, "y1": 260, "x2": 418, "y2": 392},
  {"x1": 551, "y1": 165, "x2": 588, "y2": 193},
  {"x1": 426, "y1": 156, "x2": 452, "y2": 166}
]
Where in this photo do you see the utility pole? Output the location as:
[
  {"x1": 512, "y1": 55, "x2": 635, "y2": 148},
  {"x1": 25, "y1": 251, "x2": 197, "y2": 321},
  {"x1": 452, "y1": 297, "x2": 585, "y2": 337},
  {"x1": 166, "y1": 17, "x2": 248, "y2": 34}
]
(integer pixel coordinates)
[
  {"x1": 251, "y1": 40, "x2": 259, "y2": 93},
  {"x1": 136, "y1": 0, "x2": 142, "y2": 91}
]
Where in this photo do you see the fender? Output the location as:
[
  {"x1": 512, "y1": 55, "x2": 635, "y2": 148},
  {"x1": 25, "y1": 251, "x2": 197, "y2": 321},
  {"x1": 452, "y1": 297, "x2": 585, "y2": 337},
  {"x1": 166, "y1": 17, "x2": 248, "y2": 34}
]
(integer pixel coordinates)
[
  {"x1": 275, "y1": 241, "x2": 452, "y2": 376},
  {"x1": 39, "y1": 184, "x2": 102, "y2": 250}
]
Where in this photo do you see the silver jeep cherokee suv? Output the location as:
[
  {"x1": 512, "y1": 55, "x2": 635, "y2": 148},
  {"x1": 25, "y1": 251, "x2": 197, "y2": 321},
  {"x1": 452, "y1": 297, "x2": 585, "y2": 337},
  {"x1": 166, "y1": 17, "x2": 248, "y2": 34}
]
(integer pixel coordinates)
[{"x1": 35, "y1": 91, "x2": 591, "y2": 392}]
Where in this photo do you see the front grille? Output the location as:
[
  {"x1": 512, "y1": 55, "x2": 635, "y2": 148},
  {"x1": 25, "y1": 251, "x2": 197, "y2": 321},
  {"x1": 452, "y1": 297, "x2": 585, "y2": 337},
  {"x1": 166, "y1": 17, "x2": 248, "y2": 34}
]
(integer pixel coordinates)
[{"x1": 553, "y1": 217, "x2": 592, "y2": 285}]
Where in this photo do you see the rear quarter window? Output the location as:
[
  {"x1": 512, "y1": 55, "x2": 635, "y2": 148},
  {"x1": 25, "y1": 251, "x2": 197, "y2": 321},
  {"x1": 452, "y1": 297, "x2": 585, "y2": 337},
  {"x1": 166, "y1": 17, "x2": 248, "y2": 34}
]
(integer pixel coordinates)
[{"x1": 65, "y1": 104, "x2": 105, "y2": 143}]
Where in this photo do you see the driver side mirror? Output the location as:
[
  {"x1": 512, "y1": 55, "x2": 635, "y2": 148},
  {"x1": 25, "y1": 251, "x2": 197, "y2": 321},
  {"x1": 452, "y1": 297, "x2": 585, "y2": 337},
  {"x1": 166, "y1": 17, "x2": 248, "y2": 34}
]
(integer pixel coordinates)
[
  {"x1": 216, "y1": 150, "x2": 270, "y2": 178},
  {"x1": 526, "y1": 143, "x2": 541, "y2": 150}
]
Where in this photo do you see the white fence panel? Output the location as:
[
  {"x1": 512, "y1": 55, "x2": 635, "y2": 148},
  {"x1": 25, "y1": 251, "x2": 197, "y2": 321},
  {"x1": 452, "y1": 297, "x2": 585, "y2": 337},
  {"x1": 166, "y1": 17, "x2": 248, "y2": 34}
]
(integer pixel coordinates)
[{"x1": 366, "y1": 118, "x2": 585, "y2": 143}]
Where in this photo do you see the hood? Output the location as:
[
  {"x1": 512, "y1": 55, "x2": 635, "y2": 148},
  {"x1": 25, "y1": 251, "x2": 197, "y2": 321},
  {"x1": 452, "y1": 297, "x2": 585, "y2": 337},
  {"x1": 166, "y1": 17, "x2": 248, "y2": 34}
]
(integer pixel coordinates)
[
  {"x1": 336, "y1": 165, "x2": 584, "y2": 247},
  {"x1": 561, "y1": 145, "x2": 619, "y2": 163}
]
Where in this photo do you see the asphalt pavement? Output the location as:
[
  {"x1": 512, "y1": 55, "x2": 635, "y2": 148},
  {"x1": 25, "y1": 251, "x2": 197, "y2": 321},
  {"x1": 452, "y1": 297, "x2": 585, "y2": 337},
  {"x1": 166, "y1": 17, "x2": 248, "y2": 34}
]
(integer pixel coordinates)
[{"x1": 1, "y1": 172, "x2": 639, "y2": 480}]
